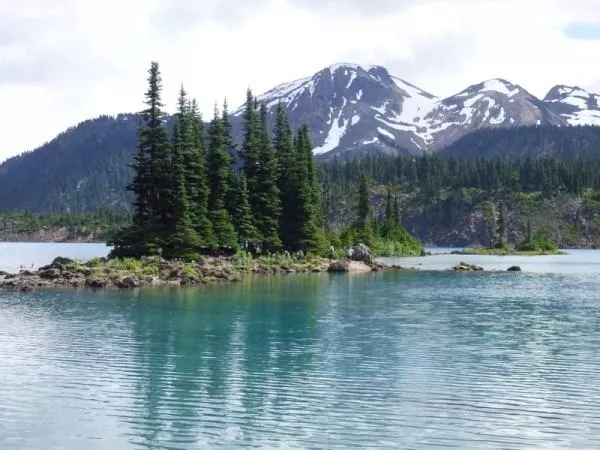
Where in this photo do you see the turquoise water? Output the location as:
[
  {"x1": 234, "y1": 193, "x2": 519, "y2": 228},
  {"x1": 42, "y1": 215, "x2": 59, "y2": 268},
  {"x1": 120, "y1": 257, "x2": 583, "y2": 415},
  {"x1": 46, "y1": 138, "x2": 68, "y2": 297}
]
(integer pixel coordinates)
[{"x1": 2, "y1": 248, "x2": 600, "y2": 448}]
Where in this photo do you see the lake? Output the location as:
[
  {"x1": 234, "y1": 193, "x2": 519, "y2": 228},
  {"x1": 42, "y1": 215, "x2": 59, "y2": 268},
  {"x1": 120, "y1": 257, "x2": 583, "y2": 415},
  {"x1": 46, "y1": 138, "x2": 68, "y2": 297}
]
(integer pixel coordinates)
[{"x1": 2, "y1": 244, "x2": 600, "y2": 448}]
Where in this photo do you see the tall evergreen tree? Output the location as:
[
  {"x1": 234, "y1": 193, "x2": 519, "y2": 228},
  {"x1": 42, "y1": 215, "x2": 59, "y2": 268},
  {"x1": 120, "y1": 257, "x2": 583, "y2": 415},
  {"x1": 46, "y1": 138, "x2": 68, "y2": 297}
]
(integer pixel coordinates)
[
  {"x1": 187, "y1": 99, "x2": 216, "y2": 247},
  {"x1": 221, "y1": 99, "x2": 240, "y2": 219},
  {"x1": 273, "y1": 104, "x2": 296, "y2": 248},
  {"x1": 355, "y1": 173, "x2": 374, "y2": 245},
  {"x1": 167, "y1": 115, "x2": 200, "y2": 258},
  {"x1": 232, "y1": 172, "x2": 259, "y2": 245},
  {"x1": 293, "y1": 124, "x2": 327, "y2": 254},
  {"x1": 253, "y1": 104, "x2": 282, "y2": 251},
  {"x1": 110, "y1": 61, "x2": 171, "y2": 257},
  {"x1": 241, "y1": 89, "x2": 261, "y2": 203},
  {"x1": 144, "y1": 68, "x2": 175, "y2": 252},
  {"x1": 162, "y1": 86, "x2": 201, "y2": 258},
  {"x1": 207, "y1": 107, "x2": 237, "y2": 250}
]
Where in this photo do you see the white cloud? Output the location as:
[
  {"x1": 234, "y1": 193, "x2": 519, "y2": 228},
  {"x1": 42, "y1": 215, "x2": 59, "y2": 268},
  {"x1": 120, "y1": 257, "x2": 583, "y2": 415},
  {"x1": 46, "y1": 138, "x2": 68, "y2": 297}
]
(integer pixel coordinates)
[{"x1": 1, "y1": 0, "x2": 600, "y2": 160}]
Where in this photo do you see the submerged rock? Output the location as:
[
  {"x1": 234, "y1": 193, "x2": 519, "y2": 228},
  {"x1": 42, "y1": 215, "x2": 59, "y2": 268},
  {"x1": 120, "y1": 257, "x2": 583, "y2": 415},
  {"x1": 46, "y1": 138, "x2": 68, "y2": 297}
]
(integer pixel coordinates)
[
  {"x1": 85, "y1": 277, "x2": 108, "y2": 288},
  {"x1": 452, "y1": 262, "x2": 484, "y2": 271},
  {"x1": 117, "y1": 276, "x2": 139, "y2": 289}
]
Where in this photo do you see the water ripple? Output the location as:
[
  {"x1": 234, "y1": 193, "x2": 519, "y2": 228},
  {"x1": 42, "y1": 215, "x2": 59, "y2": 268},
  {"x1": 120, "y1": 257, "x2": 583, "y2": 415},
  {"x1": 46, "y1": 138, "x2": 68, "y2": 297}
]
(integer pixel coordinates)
[{"x1": 2, "y1": 269, "x2": 600, "y2": 448}]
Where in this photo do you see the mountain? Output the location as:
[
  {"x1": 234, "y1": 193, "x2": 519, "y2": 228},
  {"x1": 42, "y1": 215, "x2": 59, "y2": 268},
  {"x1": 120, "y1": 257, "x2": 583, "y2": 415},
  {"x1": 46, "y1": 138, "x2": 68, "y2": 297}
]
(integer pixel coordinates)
[
  {"x1": 544, "y1": 85, "x2": 600, "y2": 126},
  {"x1": 234, "y1": 63, "x2": 439, "y2": 156},
  {"x1": 236, "y1": 63, "x2": 600, "y2": 157}
]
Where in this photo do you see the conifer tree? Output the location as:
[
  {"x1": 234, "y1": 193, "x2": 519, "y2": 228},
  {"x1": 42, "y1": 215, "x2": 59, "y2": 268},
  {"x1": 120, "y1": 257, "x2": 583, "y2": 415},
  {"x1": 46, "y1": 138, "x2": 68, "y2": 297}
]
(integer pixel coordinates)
[
  {"x1": 273, "y1": 104, "x2": 296, "y2": 248},
  {"x1": 221, "y1": 99, "x2": 240, "y2": 218},
  {"x1": 232, "y1": 172, "x2": 259, "y2": 245},
  {"x1": 294, "y1": 124, "x2": 327, "y2": 254},
  {"x1": 110, "y1": 61, "x2": 171, "y2": 257},
  {"x1": 355, "y1": 173, "x2": 374, "y2": 245},
  {"x1": 167, "y1": 100, "x2": 200, "y2": 259},
  {"x1": 241, "y1": 90, "x2": 261, "y2": 202},
  {"x1": 253, "y1": 104, "x2": 282, "y2": 251},
  {"x1": 207, "y1": 107, "x2": 237, "y2": 250},
  {"x1": 187, "y1": 99, "x2": 216, "y2": 247}
]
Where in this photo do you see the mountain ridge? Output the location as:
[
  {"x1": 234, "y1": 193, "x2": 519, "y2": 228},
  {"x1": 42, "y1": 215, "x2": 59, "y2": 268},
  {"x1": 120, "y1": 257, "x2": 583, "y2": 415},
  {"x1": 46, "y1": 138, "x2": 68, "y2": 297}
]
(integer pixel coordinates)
[{"x1": 239, "y1": 62, "x2": 600, "y2": 157}]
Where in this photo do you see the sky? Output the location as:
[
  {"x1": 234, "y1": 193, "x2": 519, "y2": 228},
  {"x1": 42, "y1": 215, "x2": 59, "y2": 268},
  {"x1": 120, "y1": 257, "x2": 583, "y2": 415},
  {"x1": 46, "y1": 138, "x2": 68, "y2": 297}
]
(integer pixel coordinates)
[{"x1": 1, "y1": 0, "x2": 600, "y2": 161}]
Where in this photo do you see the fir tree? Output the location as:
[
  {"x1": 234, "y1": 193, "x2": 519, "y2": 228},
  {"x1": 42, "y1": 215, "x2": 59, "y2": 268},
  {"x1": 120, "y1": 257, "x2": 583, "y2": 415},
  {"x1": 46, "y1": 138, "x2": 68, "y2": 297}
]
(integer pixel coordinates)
[
  {"x1": 232, "y1": 172, "x2": 259, "y2": 245},
  {"x1": 241, "y1": 89, "x2": 261, "y2": 204},
  {"x1": 253, "y1": 104, "x2": 282, "y2": 251},
  {"x1": 355, "y1": 173, "x2": 374, "y2": 245},
  {"x1": 294, "y1": 124, "x2": 327, "y2": 254},
  {"x1": 110, "y1": 61, "x2": 171, "y2": 257},
  {"x1": 221, "y1": 99, "x2": 240, "y2": 219},
  {"x1": 273, "y1": 103, "x2": 296, "y2": 248},
  {"x1": 167, "y1": 111, "x2": 200, "y2": 259},
  {"x1": 207, "y1": 107, "x2": 237, "y2": 250},
  {"x1": 187, "y1": 99, "x2": 216, "y2": 247}
]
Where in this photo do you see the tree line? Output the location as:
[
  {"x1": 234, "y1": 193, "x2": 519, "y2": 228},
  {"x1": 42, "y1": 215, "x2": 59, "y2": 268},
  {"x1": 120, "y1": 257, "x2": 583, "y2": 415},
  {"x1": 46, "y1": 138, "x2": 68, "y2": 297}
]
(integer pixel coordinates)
[
  {"x1": 110, "y1": 62, "x2": 326, "y2": 260},
  {"x1": 320, "y1": 154, "x2": 600, "y2": 197}
]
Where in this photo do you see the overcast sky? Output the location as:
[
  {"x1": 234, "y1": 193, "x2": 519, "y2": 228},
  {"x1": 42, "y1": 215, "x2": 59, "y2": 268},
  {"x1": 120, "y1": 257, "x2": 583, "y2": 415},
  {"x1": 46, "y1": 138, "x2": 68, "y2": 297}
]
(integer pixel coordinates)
[{"x1": 1, "y1": 0, "x2": 600, "y2": 160}]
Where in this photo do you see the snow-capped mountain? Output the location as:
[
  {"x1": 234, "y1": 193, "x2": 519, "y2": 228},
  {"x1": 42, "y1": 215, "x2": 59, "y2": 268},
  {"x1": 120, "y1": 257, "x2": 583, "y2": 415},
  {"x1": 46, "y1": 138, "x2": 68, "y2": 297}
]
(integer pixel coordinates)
[
  {"x1": 544, "y1": 85, "x2": 600, "y2": 126},
  {"x1": 234, "y1": 63, "x2": 600, "y2": 156}
]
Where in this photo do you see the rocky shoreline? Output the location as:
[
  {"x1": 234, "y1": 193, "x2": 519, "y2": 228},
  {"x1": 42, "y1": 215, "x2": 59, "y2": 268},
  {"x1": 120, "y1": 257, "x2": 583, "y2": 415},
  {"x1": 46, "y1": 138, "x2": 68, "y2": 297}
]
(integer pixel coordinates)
[{"x1": 0, "y1": 246, "x2": 402, "y2": 292}]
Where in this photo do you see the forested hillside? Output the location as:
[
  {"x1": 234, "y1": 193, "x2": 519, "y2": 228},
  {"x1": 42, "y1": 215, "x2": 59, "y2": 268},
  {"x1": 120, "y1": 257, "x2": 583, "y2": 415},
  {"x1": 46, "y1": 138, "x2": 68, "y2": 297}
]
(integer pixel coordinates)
[
  {"x1": 441, "y1": 125, "x2": 600, "y2": 159},
  {"x1": 0, "y1": 114, "x2": 138, "y2": 213},
  {"x1": 321, "y1": 155, "x2": 600, "y2": 247}
]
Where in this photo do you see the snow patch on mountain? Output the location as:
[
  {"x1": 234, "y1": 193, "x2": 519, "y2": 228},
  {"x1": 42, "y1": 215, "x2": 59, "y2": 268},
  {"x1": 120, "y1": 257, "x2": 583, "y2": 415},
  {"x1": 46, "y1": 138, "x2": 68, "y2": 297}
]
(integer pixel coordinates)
[
  {"x1": 481, "y1": 79, "x2": 520, "y2": 97},
  {"x1": 314, "y1": 98, "x2": 350, "y2": 155},
  {"x1": 377, "y1": 127, "x2": 395, "y2": 140},
  {"x1": 314, "y1": 116, "x2": 349, "y2": 154}
]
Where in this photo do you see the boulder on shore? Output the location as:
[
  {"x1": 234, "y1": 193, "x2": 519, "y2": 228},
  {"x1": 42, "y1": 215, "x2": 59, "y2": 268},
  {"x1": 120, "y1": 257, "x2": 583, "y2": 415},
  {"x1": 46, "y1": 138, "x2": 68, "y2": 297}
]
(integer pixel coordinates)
[
  {"x1": 51, "y1": 256, "x2": 75, "y2": 270},
  {"x1": 452, "y1": 261, "x2": 484, "y2": 271},
  {"x1": 328, "y1": 260, "x2": 372, "y2": 273},
  {"x1": 39, "y1": 268, "x2": 62, "y2": 279},
  {"x1": 348, "y1": 244, "x2": 374, "y2": 264}
]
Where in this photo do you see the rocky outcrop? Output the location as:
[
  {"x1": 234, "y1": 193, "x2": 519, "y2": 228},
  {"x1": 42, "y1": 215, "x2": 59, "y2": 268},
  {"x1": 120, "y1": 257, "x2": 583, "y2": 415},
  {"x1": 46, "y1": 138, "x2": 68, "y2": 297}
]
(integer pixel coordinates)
[{"x1": 0, "y1": 250, "x2": 414, "y2": 292}]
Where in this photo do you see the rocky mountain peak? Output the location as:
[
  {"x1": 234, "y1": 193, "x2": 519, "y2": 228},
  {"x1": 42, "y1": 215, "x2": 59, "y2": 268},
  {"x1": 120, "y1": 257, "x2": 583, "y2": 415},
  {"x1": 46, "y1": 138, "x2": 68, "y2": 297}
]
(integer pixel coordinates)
[{"x1": 231, "y1": 65, "x2": 600, "y2": 157}]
